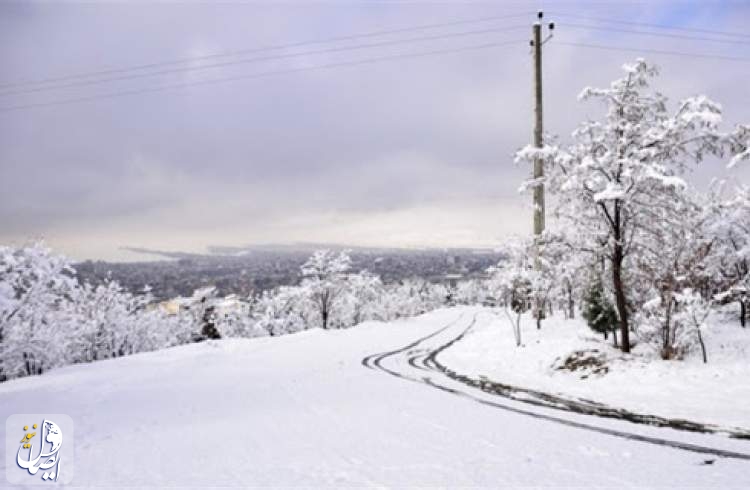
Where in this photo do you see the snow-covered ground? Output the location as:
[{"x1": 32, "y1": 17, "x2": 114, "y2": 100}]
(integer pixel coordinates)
[
  {"x1": 1, "y1": 307, "x2": 749, "y2": 487},
  {"x1": 441, "y1": 307, "x2": 750, "y2": 430}
]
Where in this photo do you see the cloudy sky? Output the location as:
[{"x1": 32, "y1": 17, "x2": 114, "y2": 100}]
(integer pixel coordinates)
[{"x1": 1, "y1": 0, "x2": 748, "y2": 261}]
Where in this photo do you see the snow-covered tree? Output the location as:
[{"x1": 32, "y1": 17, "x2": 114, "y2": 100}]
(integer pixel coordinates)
[
  {"x1": 213, "y1": 297, "x2": 261, "y2": 339},
  {"x1": 674, "y1": 289, "x2": 711, "y2": 363},
  {"x1": 454, "y1": 279, "x2": 488, "y2": 306},
  {"x1": 70, "y1": 281, "x2": 153, "y2": 362},
  {"x1": 629, "y1": 182, "x2": 719, "y2": 358},
  {"x1": 537, "y1": 231, "x2": 584, "y2": 319},
  {"x1": 488, "y1": 240, "x2": 544, "y2": 347},
  {"x1": 347, "y1": 271, "x2": 385, "y2": 324},
  {"x1": 420, "y1": 280, "x2": 450, "y2": 311},
  {"x1": 252, "y1": 286, "x2": 307, "y2": 336},
  {"x1": 375, "y1": 279, "x2": 448, "y2": 320},
  {"x1": 379, "y1": 280, "x2": 425, "y2": 319},
  {"x1": 0, "y1": 243, "x2": 78, "y2": 379},
  {"x1": 638, "y1": 288, "x2": 711, "y2": 361},
  {"x1": 706, "y1": 185, "x2": 750, "y2": 326},
  {"x1": 300, "y1": 250, "x2": 353, "y2": 329},
  {"x1": 517, "y1": 59, "x2": 750, "y2": 352}
]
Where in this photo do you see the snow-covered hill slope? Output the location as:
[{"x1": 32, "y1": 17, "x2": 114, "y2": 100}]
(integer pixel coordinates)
[
  {"x1": 442, "y1": 308, "x2": 750, "y2": 430},
  {"x1": 1, "y1": 307, "x2": 749, "y2": 487}
]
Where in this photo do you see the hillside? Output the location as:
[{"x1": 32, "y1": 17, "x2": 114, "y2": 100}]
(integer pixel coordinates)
[{"x1": 2, "y1": 308, "x2": 748, "y2": 487}]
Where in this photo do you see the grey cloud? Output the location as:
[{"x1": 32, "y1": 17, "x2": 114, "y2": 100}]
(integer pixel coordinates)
[{"x1": 0, "y1": 1, "x2": 748, "y2": 259}]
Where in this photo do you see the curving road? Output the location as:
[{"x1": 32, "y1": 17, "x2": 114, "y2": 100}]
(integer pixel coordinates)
[{"x1": 363, "y1": 309, "x2": 750, "y2": 461}]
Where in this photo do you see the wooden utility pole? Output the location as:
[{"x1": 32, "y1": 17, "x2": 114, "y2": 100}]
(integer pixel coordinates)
[
  {"x1": 530, "y1": 11, "x2": 554, "y2": 328},
  {"x1": 532, "y1": 15, "x2": 545, "y2": 238}
]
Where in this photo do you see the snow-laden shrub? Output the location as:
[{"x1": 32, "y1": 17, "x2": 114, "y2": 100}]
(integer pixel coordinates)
[
  {"x1": 345, "y1": 271, "x2": 386, "y2": 324},
  {"x1": 252, "y1": 286, "x2": 308, "y2": 337},
  {"x1": 69, "y1": 281, "x2": 156, "y2": 362},
  {"x1": 0, "y1": 243, "x2": 196, "y2": 381},
  {"x1": 377, "y1": 279, "x2": 450, "y2": 320},
  {"x1": 453, "y1": 279, "x2": 487, "y2": 306},
  {"x1": 706, "y1": 185, "x2": 750, "y2": 327},
  {"x1": 486, "y1": 240, "x2": 548, "y2": 346},
  {"x1": 0, "y1": 243, "x2": 79, "y2": 379},
  {"x1": 635, "y1": 289, "x2": 711, "y2": 361}
]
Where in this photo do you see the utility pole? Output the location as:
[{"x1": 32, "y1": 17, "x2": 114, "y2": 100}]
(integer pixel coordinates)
[{"x1": 530, "y1": 11, "x2": 554, "y2": 328}]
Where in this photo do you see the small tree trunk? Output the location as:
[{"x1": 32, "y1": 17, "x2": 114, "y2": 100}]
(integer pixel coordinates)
[
  {"x1": 515, "y1": 312, "x2": 522, "y2": 347},
  {"x1": 740, "y1": 299, "x2": 746, "y2": 328},
  {"x1": 504, "y1": 307, "x2": 523, "y2": 347},
  {"x1": 662, "y1": 293, "x2": 674, "y2": 360},
  {"x1": 697, "y1": 328, "x2": 708, "y2": 364},
  {"x1": 612, "y1": 329, "x2": 618, "y2": 348},
  {"x1": 567, "y1": 284, "x2": 575, "y2": 319}
]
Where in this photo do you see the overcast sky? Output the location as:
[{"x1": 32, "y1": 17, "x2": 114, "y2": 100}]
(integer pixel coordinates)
[{"x1": 1, "y1": 0, "x2": 749, "y2": 261}]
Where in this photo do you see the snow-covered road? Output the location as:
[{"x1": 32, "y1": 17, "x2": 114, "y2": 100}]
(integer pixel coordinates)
[{"x1": 2, "y1": 307, "x2": 749, "y2": 487}]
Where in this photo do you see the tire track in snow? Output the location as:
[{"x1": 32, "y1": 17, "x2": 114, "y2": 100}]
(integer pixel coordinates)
[
  {"x1": 364, "y1": 311, "x2": 750, "y2": 461},
  {"x1": 425, "y1": 316, "x2": 750, "y2": 439},
  {"x1": 360, "y1": 312, "x2": 465, "y2": 375}
]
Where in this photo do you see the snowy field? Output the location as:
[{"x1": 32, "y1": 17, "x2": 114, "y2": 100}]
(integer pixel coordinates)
[
  {"x1": 441, "y1": 307, "x2": 750, "y2": 430},
  {"x1": 2, "y1": 307, "x2": 750, "y2": 487}
]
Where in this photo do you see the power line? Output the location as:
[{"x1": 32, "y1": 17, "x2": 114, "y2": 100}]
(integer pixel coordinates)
[
  {"x1": 0, "y1": 11, "x2": 532, "y2": 90},
  {"x1": 562, "y1": 22, "x2": 750, "y2": 45},
  {"x1": 0, "y1": 26, "x2": 527, "y2": 97},
  {"x1": 550, "y1": 12, "x2": 750, "y2": 40},
  {"x1": 555, "y1": 40, "x2": 750, "y2": 62},
  {"x1": 0, "y1": 39, "x2": 526, "y2": 113}
]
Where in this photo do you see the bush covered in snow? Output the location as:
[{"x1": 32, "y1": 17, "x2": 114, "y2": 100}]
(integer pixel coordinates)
[{"x1": 0, "y1": 243, "x2": 197, "y2": 381}]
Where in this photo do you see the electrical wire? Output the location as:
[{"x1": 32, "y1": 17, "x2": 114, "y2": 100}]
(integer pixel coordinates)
[
  {"x1": 562, "y1": 22, "x2": 750, "y2": 45},
  {"x1": 550, "y1": 12, "x2": 750, "y2": 40},
  {"x1": 555, "y1": 40, "x2": 750, "y2": 62},
  {"x1": 0, "y1": 11, "x2": 533, "y2": 90},
  {"x1": 0, "y1": 26, "x2": 528, "y2": 97},
  {"x1": 0, "y1": 39, "x2": 526, "y2": 113}
]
